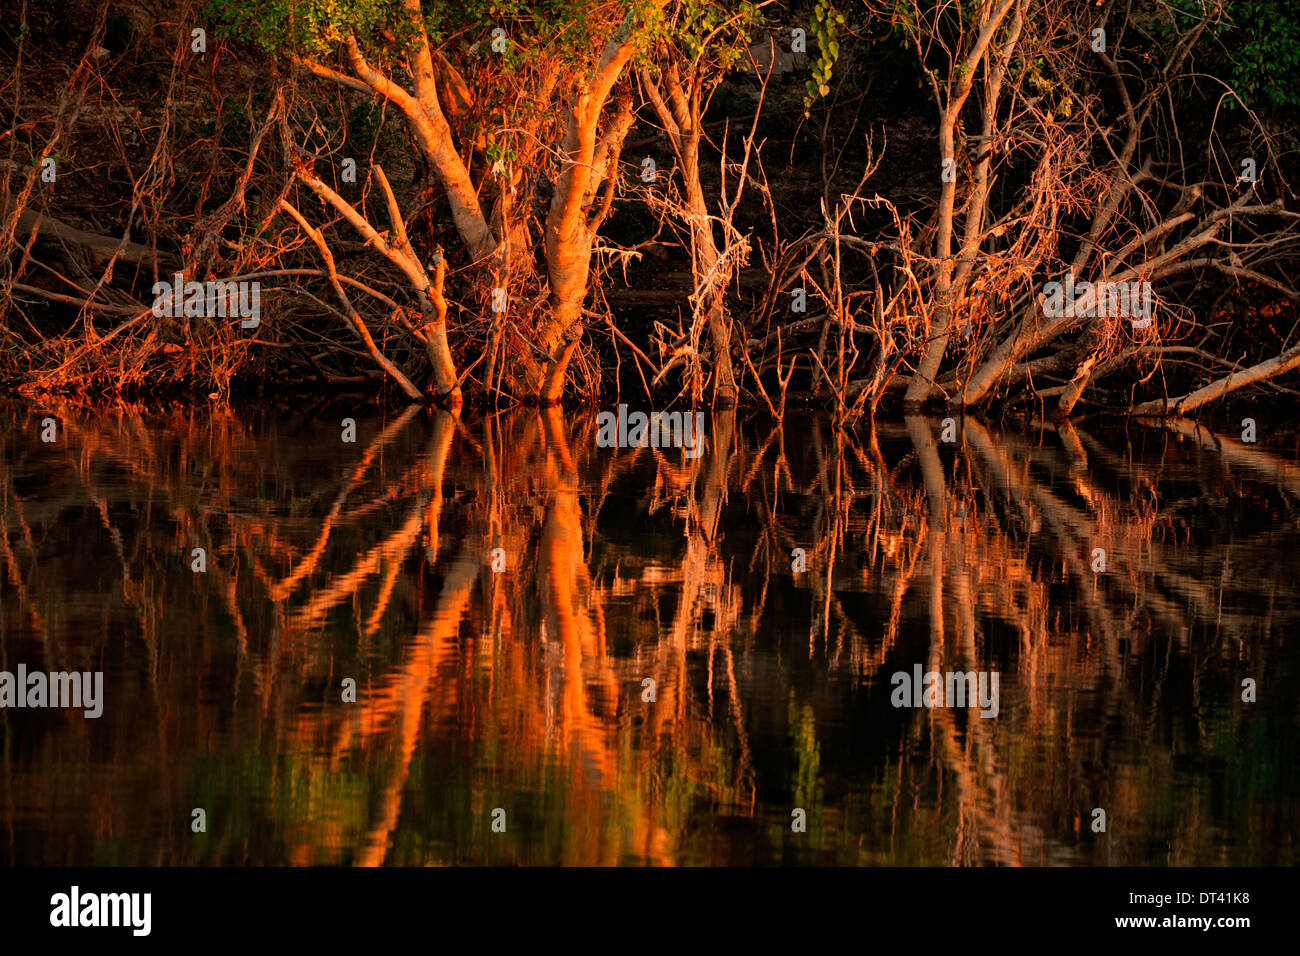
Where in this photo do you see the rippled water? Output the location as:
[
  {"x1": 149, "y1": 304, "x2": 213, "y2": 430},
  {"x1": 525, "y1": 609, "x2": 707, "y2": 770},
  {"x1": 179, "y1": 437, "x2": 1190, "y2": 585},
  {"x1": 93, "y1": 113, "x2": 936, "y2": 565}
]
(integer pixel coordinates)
[{"x1": 0, "y1": 400, "x2": 1296, "y2": 865}]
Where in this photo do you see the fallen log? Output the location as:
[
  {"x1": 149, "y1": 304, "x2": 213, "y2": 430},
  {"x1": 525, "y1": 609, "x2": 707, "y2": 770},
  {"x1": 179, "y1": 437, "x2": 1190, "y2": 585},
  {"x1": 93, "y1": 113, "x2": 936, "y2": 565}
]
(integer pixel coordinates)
[
  {"x1": 1131, "y1": 341, "x2": 1300, "y2": 416},
  {"x1": 3, "y1": 196, "x2": 159, "y2": 269}
]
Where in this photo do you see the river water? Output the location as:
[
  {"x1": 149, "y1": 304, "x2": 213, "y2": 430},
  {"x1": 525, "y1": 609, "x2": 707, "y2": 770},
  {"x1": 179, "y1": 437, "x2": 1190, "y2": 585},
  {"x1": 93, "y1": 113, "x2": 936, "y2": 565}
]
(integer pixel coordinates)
[{"x1": 0, "y1": 401, "x2": 1296, "y2": 865}]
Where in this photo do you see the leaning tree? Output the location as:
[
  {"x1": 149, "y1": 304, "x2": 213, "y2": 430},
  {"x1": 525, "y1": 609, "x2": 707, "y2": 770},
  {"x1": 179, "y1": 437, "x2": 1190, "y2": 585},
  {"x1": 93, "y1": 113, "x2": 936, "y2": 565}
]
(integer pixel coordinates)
[{"x1": 841, "y1": 0, "x2": 1300, "y2": 415}]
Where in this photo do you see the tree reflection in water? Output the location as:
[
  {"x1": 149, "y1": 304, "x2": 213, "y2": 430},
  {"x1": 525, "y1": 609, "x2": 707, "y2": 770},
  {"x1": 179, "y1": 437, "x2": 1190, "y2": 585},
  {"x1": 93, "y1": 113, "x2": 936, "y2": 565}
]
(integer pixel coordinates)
[{"x1": 0, "y1": 402, "x2": 1295, "y2": 865}]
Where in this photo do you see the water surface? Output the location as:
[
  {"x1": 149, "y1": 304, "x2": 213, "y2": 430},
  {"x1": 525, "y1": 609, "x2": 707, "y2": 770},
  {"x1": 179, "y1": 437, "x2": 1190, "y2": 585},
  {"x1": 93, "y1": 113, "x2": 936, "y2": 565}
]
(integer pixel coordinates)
[{"x1": 1, "y1": 401, "x2": 1296, "y2": 865}]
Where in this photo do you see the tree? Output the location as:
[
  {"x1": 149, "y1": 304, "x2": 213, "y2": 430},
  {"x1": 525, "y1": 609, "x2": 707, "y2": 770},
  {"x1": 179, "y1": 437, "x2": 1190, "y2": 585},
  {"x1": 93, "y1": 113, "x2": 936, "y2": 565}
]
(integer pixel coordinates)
[
  {"x1": 213, "y1": 0, "x2": 670, "y2": 404},
  {"x1": 848, "y1": 0, "x2": 1300, "y2": 414},
  {"x1": 639, "y1": 1, "x2": 764, "y2": 407}
]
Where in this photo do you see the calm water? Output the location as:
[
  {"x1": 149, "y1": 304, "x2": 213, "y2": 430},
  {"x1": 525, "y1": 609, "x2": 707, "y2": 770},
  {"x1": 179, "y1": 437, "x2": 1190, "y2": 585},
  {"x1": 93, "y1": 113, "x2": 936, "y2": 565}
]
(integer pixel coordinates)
[{"x1": 0, "y1": 400, "x2": 1296, "y2": 865}]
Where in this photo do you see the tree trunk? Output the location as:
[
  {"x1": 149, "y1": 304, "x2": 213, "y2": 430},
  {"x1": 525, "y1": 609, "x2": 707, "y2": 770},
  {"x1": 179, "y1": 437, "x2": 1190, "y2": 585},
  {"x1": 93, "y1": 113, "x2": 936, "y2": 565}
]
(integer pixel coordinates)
[{"x1": 539, "y1": 6, "x2": 664, "y2": 403}]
